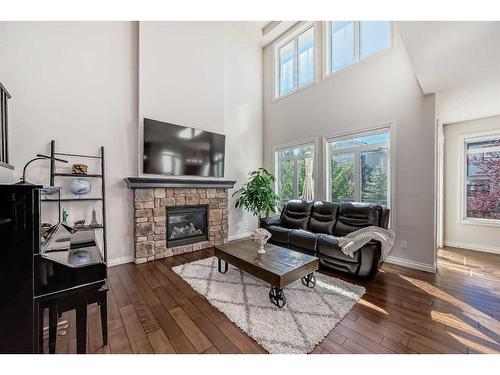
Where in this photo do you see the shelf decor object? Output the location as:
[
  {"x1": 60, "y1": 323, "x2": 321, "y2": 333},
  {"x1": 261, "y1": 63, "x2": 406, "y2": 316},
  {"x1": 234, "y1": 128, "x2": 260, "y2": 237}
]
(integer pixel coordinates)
[
  {"x1": 42, "y1": 140, "x2": 108, "y2": 263},
  {"x1": 70, "y1": 178, "x2": 91, "y2": 195},
  {"x1": 71, "y1": 164, "x2": 88, "y2": 174}
]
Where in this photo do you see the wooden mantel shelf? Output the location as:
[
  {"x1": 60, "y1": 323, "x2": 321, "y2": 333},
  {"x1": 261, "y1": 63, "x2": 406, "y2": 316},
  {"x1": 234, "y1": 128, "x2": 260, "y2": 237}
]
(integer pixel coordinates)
[{"x1": 124, "y1": 176, "x2": 237, "y2": 189}]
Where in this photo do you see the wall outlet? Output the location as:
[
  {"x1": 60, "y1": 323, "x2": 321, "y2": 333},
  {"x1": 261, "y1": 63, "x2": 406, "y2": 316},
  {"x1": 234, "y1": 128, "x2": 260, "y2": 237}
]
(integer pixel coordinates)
[{"x1": 401, "y1": 241, "x2": 408, "y2": 249}]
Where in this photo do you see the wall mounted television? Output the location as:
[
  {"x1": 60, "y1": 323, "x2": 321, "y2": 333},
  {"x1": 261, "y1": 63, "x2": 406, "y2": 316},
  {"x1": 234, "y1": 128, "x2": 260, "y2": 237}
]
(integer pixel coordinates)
[{"x1": 143, "y1": 118, "x2": 225, "y2": 178}]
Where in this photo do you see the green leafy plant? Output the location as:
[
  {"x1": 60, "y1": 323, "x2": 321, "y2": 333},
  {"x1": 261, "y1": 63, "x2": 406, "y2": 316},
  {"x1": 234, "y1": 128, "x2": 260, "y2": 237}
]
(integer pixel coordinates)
[{"x1": 233, "y1": 168, "x2": 280, "y2": 218}]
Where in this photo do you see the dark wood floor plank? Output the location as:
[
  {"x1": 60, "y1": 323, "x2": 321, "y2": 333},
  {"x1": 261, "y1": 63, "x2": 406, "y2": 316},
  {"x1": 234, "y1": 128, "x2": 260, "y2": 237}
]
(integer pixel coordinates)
[
  {"x1": 218, "y1": 321, "x2": 266, "y2": 354},
  {"x1": 87, "y1": 305, "x2": 110, "y2": 354},
  {"x1": 119, "y1": 304, "x2": 154, "y2": 354},
  {"x1": 109, "y1": 326, "x2": 133, "y2": 354},
  {"x1": 334, "y1": 324, "x2": 394, "y2": 354},
  {"x1": 118, "y1": 266, "x2": 161, "y2": 334},
  {"x1": 107, "y1": 288, "x2": 124, "y2": 333},
  {"x1": 320, "y1": 337, "x2": 352, "y2": 354},
  {"x1": 147, "y1": 329, "x2": 176, "y2": 354},
  {"x1": 149, "y1": 303, "x2": 197, "y2": 353},
  {"x1": 169, "y1": 306, "x2": 213, "y2": 353},
  {"x1": 192, "y1": 315, "x2": 240, "y2": 354},
  {"x1": 108, "y1": 267, "x2": 131, "y2": 308}
]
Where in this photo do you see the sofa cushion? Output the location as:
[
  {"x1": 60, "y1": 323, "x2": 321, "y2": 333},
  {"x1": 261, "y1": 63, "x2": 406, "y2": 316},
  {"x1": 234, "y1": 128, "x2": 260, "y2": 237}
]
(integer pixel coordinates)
[
  {"x1": 267, "y1": 225, "x2": 292, "y2": 245},
  {"x1": 333, "y1": 202, "x2": 382, "y2": 236},
  {"x1": 308, "y1": 201, "x2": 339, "y2": 234},
  {"x1": 289, "y1": 229, "x2": 318, "y2": 255},
  {"x1": 281, "y1": 200, "x2": 314, "y2": 230},
  {"x1": 317, "y1": 234, "x2": 360, "y2": 263},
  {"x1": 259, "y1": 216, "x2": 283, "y2": 230}
]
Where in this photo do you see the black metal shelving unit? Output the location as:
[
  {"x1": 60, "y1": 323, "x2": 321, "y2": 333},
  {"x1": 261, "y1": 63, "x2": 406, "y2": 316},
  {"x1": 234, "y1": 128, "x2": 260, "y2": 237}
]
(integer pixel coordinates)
[{"x1": 41, "y1": 140, "x2": 108, "y2": 263}]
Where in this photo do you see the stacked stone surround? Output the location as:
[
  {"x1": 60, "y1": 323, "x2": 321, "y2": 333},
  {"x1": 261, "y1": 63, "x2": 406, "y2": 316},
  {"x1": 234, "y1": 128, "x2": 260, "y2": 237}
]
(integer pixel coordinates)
[{"x1": 133, "y1": 187, "x2": 228, "y2": 263}]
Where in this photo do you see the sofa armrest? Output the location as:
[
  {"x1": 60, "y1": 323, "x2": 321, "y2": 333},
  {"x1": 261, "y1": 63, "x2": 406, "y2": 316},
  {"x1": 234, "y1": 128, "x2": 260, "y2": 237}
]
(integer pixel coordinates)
[{"x1": 259, "y1": 216, "x2": 283, "y2": 228}]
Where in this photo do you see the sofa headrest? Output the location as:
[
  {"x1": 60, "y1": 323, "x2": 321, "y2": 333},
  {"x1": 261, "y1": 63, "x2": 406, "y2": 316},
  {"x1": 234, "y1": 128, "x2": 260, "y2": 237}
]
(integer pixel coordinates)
[
  {"x1": 281, "y1": 200, "x2": 314, "y2": 230},
  {"x1": 334, "y1": 202, "x2": 383, "y2": 236},
  {"x1": 308, "y1": 201, "x2": 339, "y2": 234}
]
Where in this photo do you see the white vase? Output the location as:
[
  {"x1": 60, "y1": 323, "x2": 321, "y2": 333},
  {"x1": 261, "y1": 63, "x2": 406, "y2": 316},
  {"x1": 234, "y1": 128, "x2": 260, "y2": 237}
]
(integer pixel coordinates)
[{"x1": 256, "y1": 239, "x2": 267, "y2": 254}]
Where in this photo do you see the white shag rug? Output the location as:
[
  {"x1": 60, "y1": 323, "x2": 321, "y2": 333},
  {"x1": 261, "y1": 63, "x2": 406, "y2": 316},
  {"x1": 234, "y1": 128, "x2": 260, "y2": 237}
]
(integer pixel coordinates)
[{"x1": 172, "y1": 256, "x2": 365, "y2": 354}]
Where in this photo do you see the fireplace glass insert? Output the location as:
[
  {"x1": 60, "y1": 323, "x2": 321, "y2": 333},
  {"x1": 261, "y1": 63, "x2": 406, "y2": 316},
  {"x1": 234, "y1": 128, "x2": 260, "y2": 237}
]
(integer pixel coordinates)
[{"x1": 166, "y1": 205, "x2": 208, "y2": 247}]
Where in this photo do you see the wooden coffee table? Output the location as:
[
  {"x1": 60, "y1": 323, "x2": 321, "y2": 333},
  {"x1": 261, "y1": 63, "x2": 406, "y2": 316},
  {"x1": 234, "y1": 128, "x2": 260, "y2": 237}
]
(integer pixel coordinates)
[{"x1": 214, "y1": 239, "x2": 319, "y2": 308}]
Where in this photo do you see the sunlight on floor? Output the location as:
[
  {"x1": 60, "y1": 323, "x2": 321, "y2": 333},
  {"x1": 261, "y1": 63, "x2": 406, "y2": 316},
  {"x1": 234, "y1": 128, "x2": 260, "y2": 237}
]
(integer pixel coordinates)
[{"x1": 358, "y1": 299, "x2": 388, "y2": 315}]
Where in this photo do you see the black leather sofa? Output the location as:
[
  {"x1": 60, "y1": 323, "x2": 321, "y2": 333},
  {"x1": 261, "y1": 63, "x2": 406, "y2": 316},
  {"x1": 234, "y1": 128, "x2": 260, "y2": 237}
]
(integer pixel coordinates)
[{"x1": 259, "y1": 200, "x2": 390, "y2": 279}]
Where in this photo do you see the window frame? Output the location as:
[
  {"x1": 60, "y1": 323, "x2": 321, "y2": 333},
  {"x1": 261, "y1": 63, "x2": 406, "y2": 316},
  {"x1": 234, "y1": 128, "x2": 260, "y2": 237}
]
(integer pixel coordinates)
[
  {"x1": 323, "y1": 124, "x2": 395, "y2": 214},
  {"x1": 322, "y1": 21, "x2": 393, "y2": 79},
  {"x1": 274, "y1": 22, "x2": 317, "y2": 100},
  {"x1": 273, "y1": 138, "x2": 319, "y2": 204},
  {"x1": 459, "y1": 130, "x2": 500, "y2": 227}
]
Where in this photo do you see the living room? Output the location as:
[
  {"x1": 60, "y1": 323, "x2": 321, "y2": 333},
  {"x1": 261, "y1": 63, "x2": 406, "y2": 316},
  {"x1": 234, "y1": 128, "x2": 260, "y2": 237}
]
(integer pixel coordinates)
[{"x1": 0, "y1": 0, "x2": 499, "y2": 372}]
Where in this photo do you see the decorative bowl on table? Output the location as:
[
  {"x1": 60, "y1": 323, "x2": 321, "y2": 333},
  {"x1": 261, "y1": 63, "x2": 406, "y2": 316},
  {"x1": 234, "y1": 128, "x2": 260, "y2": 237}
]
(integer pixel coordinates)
[{"x1": 251, "y1": 228, "x2": 271, "y2": 254}]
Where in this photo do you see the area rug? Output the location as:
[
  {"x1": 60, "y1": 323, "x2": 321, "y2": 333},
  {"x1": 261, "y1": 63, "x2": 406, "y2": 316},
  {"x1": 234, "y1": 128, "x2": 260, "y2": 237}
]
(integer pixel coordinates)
[{"x1": 172, "y1": 257, "x2": 365, "y2": 354}]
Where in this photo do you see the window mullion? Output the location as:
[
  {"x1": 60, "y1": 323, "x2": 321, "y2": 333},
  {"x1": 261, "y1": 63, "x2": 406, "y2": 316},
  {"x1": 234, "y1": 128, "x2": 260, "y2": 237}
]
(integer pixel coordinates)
[
  {"x1": 354, "y1": 149, "x2": 361, "y2": 201},
  {"x1": 293, "y1": 159, "x2": 298, "y2": 198},
  {"x1": 293, "y1": 35, "x2": 299, "y2": 89},
  {"x1": 354, "y1": 21, "x2": 360, "y2": 63}
]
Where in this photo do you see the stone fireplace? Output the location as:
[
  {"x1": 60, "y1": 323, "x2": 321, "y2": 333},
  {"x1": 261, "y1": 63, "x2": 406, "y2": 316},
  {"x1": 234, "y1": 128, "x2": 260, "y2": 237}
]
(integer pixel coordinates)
[{"x1": 126, "y1": 177, "x2": 235, "y2": 264}]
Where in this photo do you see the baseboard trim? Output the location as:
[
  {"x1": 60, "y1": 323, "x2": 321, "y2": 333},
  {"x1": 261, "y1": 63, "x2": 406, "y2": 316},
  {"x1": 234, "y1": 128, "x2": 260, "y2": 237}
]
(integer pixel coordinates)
[
  {"x1": 228, "y1": 232, "x2": 252, "y2": 241},
  {"x1": 444, "y1": 241, "x2": 500, "y2": 255},
  {"x1": 108, "y1": 255, "x2": 134, "y2": 267},
  {"x1": 384, "y1": 255, "x2": 436, "y2": 273}
]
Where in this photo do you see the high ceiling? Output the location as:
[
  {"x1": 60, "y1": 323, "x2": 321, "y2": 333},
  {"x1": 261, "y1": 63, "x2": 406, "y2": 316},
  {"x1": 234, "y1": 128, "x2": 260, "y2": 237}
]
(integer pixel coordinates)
[{"x1": 397, "y1": 21, "x2": 500, "y2": 95}]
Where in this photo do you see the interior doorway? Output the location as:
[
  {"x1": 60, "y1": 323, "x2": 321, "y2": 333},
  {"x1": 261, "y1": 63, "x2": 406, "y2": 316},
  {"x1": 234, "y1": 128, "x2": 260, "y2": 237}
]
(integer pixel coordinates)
[{"x1": 436, "y1": 115, "x2": 500, "y2": 256}]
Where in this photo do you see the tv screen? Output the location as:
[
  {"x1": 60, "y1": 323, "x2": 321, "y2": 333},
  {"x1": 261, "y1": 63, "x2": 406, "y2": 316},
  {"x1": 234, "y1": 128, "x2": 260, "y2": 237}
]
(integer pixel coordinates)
[{"x1": 143, "y1": 118, "x2": 225, "y2": 178}]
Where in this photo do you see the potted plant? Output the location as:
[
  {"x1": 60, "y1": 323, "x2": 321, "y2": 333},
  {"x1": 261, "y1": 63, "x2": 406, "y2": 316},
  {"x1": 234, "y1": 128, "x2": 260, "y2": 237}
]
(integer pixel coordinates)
[{"x1": 233, "y1": 168, "x2": 280, "y2": 222}]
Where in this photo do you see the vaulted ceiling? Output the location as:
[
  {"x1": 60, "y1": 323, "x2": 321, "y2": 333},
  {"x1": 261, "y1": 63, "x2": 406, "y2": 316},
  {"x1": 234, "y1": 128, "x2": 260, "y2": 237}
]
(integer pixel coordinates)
[{"x1": 397, "y1": 21, "x2": 500, "y2": 95}]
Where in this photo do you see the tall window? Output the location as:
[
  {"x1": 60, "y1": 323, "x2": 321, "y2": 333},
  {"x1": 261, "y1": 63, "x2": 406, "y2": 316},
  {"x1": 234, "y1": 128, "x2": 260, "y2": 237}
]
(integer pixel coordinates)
[
  {"x1": 326, "y1": 21, "x2": 391, "y2": 75},
  {"x1": 326, "y1": 129, "x2": 390, "y2": 207},
  {"x1": 276, "y1": 24, "x2": 315, "y2": 97},
  {"x1": 275, "y1": 142, "x2": 315, "y2": 204},
  {"x1": 463, "y1": 133, "x2": 500, "y2": 222}
]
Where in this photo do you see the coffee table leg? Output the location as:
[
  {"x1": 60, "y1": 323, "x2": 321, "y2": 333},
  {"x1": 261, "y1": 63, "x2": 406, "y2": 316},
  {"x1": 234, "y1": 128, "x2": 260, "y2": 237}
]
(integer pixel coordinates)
[
  {"x1": 269, "y1": 286, "x2": 286, "y2": 308},
  {"x1": 217, "y1": 258, "x2": 228, "y2": 274},
  {"x1": 301, "y1": 273, "x2": 316, "y2": 288}
]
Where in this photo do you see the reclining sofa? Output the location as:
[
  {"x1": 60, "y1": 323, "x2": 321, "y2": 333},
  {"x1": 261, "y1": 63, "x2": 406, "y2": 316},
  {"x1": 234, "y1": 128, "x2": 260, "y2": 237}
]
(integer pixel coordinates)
[{"x1": 259, "y1": 200, "x2": 390, "y2": 279}]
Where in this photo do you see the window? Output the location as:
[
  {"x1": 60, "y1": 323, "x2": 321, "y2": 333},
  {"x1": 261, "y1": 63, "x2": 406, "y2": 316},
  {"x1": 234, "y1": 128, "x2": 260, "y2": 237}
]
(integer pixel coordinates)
[
  {"x1": 326, "y1": 129, "x2": 390, "y2": 207},
  {"x1": 326, "y1": 21, "x2": 391, "y2": 75},
  {"x1": 462, "y1": 133, "x2": 500, "y2": 223},
  {"x1": 276, "y1": 24, "x2": 315, "y2": 97},
  {"x1": 275, "y1": 142, "x2": 315, "y2": 205}
]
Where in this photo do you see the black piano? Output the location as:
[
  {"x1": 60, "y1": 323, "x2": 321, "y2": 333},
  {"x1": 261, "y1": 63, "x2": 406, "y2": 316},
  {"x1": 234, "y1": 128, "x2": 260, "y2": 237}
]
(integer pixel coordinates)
[{"x1": 0, "y1": 184, "x2": 107, "y2": 353}]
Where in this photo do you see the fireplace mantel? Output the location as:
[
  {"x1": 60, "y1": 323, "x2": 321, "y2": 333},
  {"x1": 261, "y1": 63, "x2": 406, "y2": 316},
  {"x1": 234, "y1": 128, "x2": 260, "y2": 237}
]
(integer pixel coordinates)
[{"x1": 124, "y1": 176, "x2": 236, "y2": 189}]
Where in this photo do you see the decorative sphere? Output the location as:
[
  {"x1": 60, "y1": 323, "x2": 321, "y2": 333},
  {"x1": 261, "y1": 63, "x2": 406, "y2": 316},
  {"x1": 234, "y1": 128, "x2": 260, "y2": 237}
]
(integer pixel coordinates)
[{"x1": 70, "y1": 178, "x2": 91, "y2": 195}]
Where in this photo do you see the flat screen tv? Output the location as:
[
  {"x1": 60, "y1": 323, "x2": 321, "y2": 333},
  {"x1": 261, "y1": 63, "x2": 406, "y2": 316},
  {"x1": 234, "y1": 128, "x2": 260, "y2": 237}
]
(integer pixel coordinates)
[{"x1": 143, "y1": 118, "x2": 225, "y2": 178}]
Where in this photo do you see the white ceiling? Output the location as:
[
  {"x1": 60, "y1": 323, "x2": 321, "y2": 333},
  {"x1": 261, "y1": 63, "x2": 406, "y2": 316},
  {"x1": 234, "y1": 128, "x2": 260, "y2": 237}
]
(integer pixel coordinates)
[{"x1": 397, "y1": 21, "x2": 500, "y2": 95}]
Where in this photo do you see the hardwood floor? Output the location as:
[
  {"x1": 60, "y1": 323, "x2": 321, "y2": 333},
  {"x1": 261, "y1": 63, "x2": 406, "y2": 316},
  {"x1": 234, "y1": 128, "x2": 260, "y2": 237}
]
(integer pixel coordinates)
[{"x1": 44, "y1": 246, "x2": 500, "y2": 354}]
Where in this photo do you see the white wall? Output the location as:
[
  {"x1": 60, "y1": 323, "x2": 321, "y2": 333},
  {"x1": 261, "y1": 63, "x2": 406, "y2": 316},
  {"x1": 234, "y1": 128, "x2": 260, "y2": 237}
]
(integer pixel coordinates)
[
  {"x1": 0, "y1": 21, "x2": 139, "y2": 265},
  {"x1": 139, "y1": 21, "x2": 263, "y2": 239},
  {"x1": 263, "y1": 23, "x2": 436, "y2": 271},
  {"x1": 443, "y1": 115, "x2": 500, "y2": 254},
  {"x1": 0, "y1": 165, "x2": 13, "y2": 183}
]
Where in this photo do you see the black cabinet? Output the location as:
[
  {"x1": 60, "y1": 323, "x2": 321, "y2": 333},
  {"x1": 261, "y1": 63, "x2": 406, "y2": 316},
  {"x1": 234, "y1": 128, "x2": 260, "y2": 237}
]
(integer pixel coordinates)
[{"x1": 0, "y1": 185, "x2": 40, "y2": 353}]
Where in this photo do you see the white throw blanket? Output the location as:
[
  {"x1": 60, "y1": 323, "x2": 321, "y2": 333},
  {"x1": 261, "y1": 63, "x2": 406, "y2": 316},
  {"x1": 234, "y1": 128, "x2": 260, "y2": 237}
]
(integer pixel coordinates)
[{"x1": 337, "y1": 226, "x2": 395, "y2": 258}]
